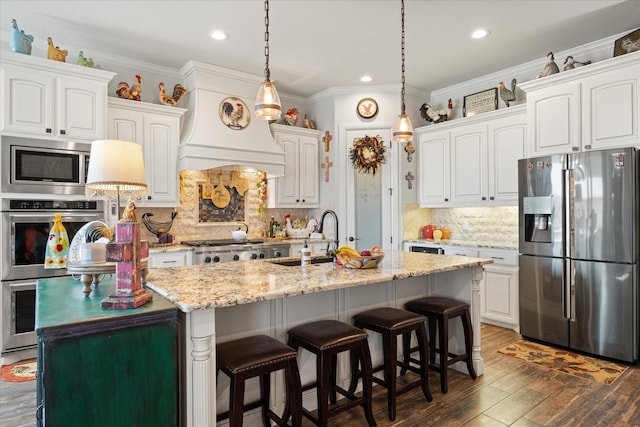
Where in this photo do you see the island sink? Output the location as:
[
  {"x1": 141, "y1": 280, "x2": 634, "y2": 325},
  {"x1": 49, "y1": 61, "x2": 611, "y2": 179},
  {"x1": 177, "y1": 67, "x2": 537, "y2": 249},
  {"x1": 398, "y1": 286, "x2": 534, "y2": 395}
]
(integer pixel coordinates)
[{"x1": 268, "y1": 256, "x2": 334, "y2": 267}]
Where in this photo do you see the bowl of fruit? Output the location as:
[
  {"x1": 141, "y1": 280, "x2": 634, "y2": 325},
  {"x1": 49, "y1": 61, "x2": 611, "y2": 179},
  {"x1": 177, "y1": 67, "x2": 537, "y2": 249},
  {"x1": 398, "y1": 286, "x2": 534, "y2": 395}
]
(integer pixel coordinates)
[{"x1": 335, "y1": 245, "x2": 385, "y2": 269}]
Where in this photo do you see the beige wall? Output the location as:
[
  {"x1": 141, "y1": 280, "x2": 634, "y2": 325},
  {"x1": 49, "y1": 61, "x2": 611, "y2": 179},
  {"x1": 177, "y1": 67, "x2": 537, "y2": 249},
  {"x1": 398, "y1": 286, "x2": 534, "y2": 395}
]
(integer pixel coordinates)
[{"x1": 403, "y1": 204, "x2": 518, "y2": 245}]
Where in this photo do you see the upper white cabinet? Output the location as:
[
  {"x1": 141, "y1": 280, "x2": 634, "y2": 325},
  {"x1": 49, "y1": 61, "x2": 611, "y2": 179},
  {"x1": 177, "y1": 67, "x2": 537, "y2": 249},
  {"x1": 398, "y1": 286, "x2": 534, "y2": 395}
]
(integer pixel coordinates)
[
  {"x1": 107, "y1": 98, "x2": 186, "y2": 207},
  {"x1": 416, "y1": 105, "x2": 525, "y2": 208},
  {"x1": 487, "y1": 113, "x2": 527, "y2": 203},
  {"x1": 520, "y1": 51, "x2": 640, "y2": 156},
  {"x1": 268, "y1": 124, "x2": 321, "y2": 208},
  {"x1": 1, "y1": 51, "x2": 115, "y2": 141},
  {"x1": 417, "y1": 129, "x2": 450, "y2": 205}
]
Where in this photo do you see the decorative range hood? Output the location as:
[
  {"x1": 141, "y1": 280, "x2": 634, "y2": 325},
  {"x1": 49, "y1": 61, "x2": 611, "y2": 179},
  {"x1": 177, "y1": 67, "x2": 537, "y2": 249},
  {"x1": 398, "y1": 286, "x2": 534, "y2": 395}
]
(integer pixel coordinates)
[{"x1": 178, "y1": 60, "x2": 285, "y2": 177}]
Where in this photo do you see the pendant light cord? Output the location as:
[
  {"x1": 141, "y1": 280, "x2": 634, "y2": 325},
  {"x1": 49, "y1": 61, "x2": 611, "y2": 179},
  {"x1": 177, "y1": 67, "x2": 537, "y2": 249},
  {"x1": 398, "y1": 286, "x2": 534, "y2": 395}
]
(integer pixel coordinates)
[
  {"x1": 400, "y1": 0, "x2": 406, "y2": 115},
  {"x1": 263, "y1": 0, "x2": 271, "y2": 81}
]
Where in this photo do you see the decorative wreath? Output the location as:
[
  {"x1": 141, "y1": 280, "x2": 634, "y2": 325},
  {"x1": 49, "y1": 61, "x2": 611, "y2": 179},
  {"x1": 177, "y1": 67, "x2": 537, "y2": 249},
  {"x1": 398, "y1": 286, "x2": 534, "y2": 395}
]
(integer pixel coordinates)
[{"x1": 350, "y1": 135, "x2": 386, "y2": 175}]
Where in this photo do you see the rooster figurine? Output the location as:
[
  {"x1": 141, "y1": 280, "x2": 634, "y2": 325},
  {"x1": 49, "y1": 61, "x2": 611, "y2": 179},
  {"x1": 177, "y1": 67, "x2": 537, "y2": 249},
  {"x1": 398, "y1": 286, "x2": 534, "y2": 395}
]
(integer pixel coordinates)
[
  {"x1": 158, "y1": 82, "x2": 187, "y2": 107},
  {"x1": 499, "y1": 79, "x2": 517, "y2": 107},
  {"x1": 47, "y1": 37, "x2": 68, "y2": 62},
  {"x1": 419, "y1": 98, "x2": 453, "y2": 124},
  {"x1": 116, "y1": 75, "x2": 142, "y2": 101},
  {"x1": 221, "y1": 101, "x2": 245, "y2": 129},
  {"x1": 283, "y1": 108, "x2": 299, "y2": 126}
]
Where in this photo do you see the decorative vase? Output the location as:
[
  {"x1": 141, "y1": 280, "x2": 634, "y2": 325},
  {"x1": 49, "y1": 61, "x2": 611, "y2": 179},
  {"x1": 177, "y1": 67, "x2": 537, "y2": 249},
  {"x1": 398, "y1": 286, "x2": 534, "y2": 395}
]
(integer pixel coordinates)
[{"x1": 10, "y1": 19, "x2": 34, "y2": 55}]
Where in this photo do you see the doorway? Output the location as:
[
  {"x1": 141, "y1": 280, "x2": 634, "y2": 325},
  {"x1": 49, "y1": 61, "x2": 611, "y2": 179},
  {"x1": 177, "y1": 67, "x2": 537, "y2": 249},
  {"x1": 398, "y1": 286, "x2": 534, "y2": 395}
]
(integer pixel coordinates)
[{"x1": 343, "y1": 127, "x2": 397, "y2": 252}]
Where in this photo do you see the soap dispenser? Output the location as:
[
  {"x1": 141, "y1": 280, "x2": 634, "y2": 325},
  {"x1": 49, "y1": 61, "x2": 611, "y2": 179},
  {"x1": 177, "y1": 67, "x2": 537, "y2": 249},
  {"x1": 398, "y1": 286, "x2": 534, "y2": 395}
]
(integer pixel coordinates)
[{"x1": 301, "y1": 240, "x2": 312, "y2": 266}]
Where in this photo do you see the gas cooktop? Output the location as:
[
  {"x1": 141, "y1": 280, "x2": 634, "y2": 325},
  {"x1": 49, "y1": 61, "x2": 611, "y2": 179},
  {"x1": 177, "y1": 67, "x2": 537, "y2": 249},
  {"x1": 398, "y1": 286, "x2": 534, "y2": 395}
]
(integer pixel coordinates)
[{"x1": 181, "y1": 239, "x2": 265, "y2": 247}]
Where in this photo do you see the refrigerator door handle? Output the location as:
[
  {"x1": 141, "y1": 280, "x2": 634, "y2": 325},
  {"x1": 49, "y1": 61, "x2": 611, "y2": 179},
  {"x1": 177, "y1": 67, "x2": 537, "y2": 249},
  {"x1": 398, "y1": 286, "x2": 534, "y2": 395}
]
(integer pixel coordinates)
[
  {"x1": 564, "y1": 166, "x2": 575, "y2": 260},
  {"x1": 564, "y1": 258, "x2": 576, "y2": 321}
]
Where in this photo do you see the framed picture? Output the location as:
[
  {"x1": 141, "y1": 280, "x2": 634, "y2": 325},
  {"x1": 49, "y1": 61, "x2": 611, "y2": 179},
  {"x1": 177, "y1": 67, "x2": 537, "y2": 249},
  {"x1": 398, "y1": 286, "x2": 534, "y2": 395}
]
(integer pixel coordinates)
[
  {"x1": 219, "y1": 97, "x2": 250, "y2": 130},
  {"x1": 463, "y1": 88, "x2": 498, "y2": 117},
  {"x1": 614, "y1": 29, "x2": 640, "y2": 57}
]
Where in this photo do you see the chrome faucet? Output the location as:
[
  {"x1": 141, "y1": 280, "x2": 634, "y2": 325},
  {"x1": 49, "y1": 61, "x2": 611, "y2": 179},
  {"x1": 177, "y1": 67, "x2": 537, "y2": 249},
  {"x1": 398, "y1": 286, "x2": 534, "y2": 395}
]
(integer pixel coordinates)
[{"x1": 317, "y1": 209, "x2": 339, "y2": 255}]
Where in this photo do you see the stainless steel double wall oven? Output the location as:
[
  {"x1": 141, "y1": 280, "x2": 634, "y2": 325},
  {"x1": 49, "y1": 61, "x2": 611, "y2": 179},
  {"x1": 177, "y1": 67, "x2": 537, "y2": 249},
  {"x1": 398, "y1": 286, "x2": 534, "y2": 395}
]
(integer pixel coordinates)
[{"x1": 1, "y1": 136, "x2": 104, "y2": 355}]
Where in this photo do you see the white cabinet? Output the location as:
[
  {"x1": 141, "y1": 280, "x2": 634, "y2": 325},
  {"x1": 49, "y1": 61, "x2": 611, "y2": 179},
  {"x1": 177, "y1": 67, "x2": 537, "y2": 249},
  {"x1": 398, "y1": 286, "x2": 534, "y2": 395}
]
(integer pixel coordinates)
[
  {"x1": 450, "y1": 123, "x2": 487, "y2": 204},
  {"x1": 416, "y1": 106, "x2": 525, "y2": 208},
  {"x1": 521, "y1": 52, "x2": 640, "y2": 156},
  {"x1": 289, "y1": 240, "x2": 328, "y2": 256},
  {"x1": 442, "y1": 245, "x2": 519, "y2": 332},
  {"x1": 478, "y1": 249, "x2": 519, "y2": 332},
  {"x1": 107, "y1": 98, "x2": 186, "y2": 207},
  {"x1": 487, "y1": 114, "x2": 527, "y2": 202},
  {"x1": 417, "y1": 129, "x2": 450, "y2": 205},
  {"x1": 1, "y1": 51, "x2": 115, "y2": 141},
  {"x1": 443, "y1": 246, "x2": 478, "y2": 257},
  {"x1": 269, "y1": 124, "x2": 321, "y2": 208},
  {"x1": 148, "y1": 249, "x2": 193, "y2": 268}
]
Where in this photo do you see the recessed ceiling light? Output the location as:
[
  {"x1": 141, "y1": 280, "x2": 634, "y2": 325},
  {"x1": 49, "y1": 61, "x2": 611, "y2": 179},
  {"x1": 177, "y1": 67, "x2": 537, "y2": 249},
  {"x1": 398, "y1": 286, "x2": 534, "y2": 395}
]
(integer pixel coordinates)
[
  {"x1": 360, "y1": 75, "x2": 372, "y2": 83},
  {"x1": 211, "y1": 30, "x2": 228, "y2": 41},
  {"x1": 471, "y1": 28, "x2": 490, "y2": 39}
]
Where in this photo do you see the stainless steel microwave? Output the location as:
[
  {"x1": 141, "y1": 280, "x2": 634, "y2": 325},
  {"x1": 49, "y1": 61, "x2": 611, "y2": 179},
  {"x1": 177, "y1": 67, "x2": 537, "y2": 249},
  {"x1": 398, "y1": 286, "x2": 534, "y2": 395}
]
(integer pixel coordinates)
[{"x1": 1, "y1": 136, "x2": 92, "y2": 196}]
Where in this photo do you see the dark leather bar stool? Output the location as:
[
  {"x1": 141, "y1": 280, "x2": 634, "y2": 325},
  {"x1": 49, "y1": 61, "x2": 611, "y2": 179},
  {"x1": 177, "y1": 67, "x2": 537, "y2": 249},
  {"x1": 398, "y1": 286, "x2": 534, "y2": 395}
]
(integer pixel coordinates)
[
  {"x1": 287, "y1": 319, "x2": 377, "y2": 427},
  {"x1": 405, "y1": 296, "x2": 477, "y2": 394},
  {"x1": 351, "y1": 307, "x2": 433, "y2": 421},
  {"x1": 216, "y1": 335, "x2": 302, "y2": 427}
]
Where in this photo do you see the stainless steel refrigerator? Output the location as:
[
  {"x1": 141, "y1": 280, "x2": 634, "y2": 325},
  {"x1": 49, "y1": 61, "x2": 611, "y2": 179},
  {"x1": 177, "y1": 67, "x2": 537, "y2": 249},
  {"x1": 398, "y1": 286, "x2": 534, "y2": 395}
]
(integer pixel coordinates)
[{"x1": 518, "y1": 147, "x2": 638, "y2": 363}]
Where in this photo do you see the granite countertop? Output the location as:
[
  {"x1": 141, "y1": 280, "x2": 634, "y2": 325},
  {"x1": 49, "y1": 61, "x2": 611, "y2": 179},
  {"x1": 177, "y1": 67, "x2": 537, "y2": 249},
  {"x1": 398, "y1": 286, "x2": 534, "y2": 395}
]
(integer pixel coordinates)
[
  {"x1": 145, "y1": 251, "x2": 493, "y2": 313},
  {"x1": 404, "y1": 239, "x2": 518, "y2": 250}
]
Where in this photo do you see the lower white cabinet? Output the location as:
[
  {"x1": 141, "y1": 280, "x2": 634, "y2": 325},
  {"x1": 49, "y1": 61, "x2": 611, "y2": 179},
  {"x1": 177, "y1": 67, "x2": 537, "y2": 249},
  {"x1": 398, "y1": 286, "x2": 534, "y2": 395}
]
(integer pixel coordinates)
[
  {"x1": 148, "y1": 249, "x2": 193, "y2": 268},
  {"x1": 478, "y1": 249, "x2": 519, "y2": 332},
  {"x1": 289, "y1": 240, "x2": 328, "y2": 256},
  {"x1": 444, "y1": 245, "x2": 519, "y2": 332}
]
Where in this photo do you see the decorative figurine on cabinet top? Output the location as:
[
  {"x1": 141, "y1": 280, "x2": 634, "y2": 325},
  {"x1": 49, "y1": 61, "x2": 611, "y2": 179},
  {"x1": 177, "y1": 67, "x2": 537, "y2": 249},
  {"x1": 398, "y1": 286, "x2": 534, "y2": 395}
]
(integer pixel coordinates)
[
  {"x1": 116, "y1": 75, "x2": 142, "y2": 101},
  {"x1": 303, "y1": 113, "x2": 317, "y2": 129},
  {"x1": 47, "y1": 37, "x2": 68, "y2": 62},
  {"x1": 419, "y1": 98, "x2": 452, "y2": 124},
  {"x1": 537, "y1": 52, "x2": 560, "y2": 78},
  {"x1": 499, "y1": 79, "x2": 517, "y2": 107},
  {"x1": 283, "y1": 108, "x2": 300, "y2": 126},
  {"x1": 10, "y1": 19, "x2": 34, "y2": 55},
  {"x1": 158, "y1": 82, "x2": 187, "y2": 107},
  {"x1": 76, "y1": 51, "x2": 96, "y2": 68},
  {"x1": 563, "y1": 56, "x2": 592, "y2": 71}
]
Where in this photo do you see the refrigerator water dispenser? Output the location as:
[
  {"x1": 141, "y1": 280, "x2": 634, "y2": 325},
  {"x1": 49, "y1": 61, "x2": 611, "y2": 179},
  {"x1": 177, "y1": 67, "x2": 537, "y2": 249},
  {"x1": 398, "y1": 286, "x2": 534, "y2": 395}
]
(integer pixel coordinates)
[{"x1": 523, "y1": 196, "x2": 552, "y2": 243}]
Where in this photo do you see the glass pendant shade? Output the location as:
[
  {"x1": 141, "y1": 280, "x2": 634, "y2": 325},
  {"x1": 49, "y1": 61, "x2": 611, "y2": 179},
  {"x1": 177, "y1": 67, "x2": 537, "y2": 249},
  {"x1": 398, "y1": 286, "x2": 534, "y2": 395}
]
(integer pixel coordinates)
[
  {"x1": 392, "y1": 112, "x2": 413, "y2": 143},
  {"x1": 255, "y1": 80, "x2": 281, "y2": 120}
]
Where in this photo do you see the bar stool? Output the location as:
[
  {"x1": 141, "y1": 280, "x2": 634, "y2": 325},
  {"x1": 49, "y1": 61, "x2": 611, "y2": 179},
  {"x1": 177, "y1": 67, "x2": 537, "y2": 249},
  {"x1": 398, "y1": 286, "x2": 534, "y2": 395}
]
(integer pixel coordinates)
[
  {"x1": 287, "y1": 319, "x2": 377, "y2": 427},
  {"x1": 216, "y1": 335, "x2": 302, "y2": 427},
  {"x1": 351, "y1": 307, "x2": 433, "y2": 421},
  {"x1": 405, "y1": 296, "x2": 477, "y2": 394}
]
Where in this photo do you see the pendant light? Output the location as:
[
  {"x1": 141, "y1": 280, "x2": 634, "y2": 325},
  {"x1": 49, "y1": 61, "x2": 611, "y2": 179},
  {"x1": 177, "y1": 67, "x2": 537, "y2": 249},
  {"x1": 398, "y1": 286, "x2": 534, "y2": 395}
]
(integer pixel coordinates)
[
  {"x1": 255, "y1": 0, "x2": 281, "y2": 120},
  {"x1": 392, "y1": 0, "x2": 413, "y2": 142}
]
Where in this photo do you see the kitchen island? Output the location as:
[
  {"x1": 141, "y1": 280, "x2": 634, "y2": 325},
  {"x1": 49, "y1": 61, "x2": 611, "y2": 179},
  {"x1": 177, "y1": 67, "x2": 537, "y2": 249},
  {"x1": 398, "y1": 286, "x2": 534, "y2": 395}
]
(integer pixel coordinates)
[{"x1": 145, "y1": 251, "x2": 492, "y2": 427}]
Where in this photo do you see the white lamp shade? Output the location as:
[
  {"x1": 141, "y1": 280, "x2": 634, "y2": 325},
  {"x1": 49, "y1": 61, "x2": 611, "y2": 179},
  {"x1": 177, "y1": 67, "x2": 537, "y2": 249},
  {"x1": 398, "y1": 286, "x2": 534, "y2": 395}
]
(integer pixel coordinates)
[{"x1": 85, "y1": 140, "x2": 147, "y2": 198}]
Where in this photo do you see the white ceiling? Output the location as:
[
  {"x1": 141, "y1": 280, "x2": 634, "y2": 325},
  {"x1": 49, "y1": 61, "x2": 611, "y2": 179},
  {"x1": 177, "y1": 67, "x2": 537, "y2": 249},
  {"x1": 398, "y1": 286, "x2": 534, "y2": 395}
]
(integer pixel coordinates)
[{"x1": 1, "y1": 1, "x2": 638, "y2": 97}]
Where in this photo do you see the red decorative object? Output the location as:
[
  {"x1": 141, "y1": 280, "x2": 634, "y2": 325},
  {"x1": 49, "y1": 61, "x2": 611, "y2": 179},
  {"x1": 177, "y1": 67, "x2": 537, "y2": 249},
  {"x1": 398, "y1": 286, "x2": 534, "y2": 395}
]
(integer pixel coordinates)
[{"x1": 103, "y1": 218, "x2": 151, "y2": 309}]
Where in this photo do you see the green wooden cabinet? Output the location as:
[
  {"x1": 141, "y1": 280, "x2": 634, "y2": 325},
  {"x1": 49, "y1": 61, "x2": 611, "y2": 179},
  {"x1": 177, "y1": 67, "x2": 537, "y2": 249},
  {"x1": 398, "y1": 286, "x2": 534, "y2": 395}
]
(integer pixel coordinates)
[{"x1": 35, "y1": 276, "x2": 177, "y2": 426}]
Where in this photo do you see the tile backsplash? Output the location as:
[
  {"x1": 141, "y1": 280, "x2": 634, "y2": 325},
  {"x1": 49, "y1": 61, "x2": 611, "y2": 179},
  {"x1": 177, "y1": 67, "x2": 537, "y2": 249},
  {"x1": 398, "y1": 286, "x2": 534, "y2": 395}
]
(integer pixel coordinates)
[{"x1": 403, "y1": 204, "x2": 518, "y2": 245}]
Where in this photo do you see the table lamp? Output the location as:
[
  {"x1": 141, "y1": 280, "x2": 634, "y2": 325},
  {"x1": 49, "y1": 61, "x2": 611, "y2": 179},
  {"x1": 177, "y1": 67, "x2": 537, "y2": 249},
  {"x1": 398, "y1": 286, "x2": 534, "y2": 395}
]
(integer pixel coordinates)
[{"x1": 85, "y1": 140, "x2": 151, "y2": 309}]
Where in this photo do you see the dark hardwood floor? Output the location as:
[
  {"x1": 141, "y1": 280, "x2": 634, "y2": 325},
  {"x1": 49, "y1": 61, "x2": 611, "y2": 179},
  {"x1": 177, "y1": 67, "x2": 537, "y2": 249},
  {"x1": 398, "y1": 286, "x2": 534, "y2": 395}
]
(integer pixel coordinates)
[{"x1": 2, "y1": 324, "x2": 639, "y2": 426}]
